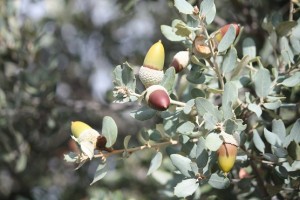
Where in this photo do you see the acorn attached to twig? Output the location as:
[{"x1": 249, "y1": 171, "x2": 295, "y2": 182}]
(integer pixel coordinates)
[
  {"x1": 217, "y1": 132, "x2": 239, "y2": 176},
  {"x1": 144, "y1": 85, "x2": 170, "y2": 111},
  {"x1": 213, "y1": 23, "x2": 240, "y2": 44},
  {"x1": 139, "y1": 40, "x2": 165, "y2": 88},
  {"x1": 170, "y1": 51, "x2": 190, "y2": 73}
]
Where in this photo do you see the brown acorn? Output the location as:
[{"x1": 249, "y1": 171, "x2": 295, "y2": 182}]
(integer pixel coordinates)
[
  {"x1": 145, "y1": 85, "x2": 170, "y2": 111},
  {"x1": 170, "y1": 51, "x2": 190, "y2": 73},
  {"x1": 193, "y1": 35, "x2": 212, "y2": 58}
]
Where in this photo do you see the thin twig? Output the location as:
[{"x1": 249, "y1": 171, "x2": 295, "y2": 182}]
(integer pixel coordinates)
[
  {"x1": 289, "y1": 0, "x2": 294, "y2": 21},
  {"x1": 94, "y1": 140, "x2": 178, "y2": 158}
]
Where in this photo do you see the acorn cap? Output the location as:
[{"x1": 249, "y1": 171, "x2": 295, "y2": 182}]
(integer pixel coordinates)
[
  {"x1": 171, "y1": 51, "x2": 190, "y2": 73},
  {"x1": 143, "y1": 40, "x2": 165, "y2": 71},
  {"x1": 139, "y1": 65, "x2": 164, "y2": 88},
  {"x1": 193, "y1": 35, "x2": 212, "y2": 58},
  {"x1": 145, "y1": 85, "x2": 170, "y2": 111}
]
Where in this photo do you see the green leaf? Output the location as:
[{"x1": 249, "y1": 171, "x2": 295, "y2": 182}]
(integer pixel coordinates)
[
  {"x1": 123, "y1": 135, "x2": 131, "y2": 150},
  {"x1": 290, "y1": 35, "x2": 300, "y2": 54},
  {"x1": 170, "y1": 154, "x2": 192, "y2": 177},
  {"x1": 264, "y1": 128, "x2": 282, "y2": 146},
  {"x1": 160, "y1": 67, "x2": 176, "y2": 93},
  {"x1": 242, "y1": 37, "x2": 256, "y2": 59},
  {"x1": 274, "y1": 147, "x2": 288, "y2": 158},
  {"x1": 221, "y1": 46, "x2": 237, "y2": 75},
  {"x1": 253, "y1": 68, "x2": 272, "y2": 98},
  {"x1": 200, "y1": 0, "x2": 214, "y2": 16},
  {"x1": 231, "y1": 55, "x2": 251, "y2": 80},
  {"x1": 161, "y1": 25, "x2": 186, "y2": 41},
  {"x1": 177, "y1": 121, "x2": 195, "y2": 134},
  {"x1": 263, "y1": 100, "x2": 281, "y2": 110},
  {"x1": 174, "y1": 21, "x2": 192, "y2": 37},
  {"x1": 253, "y1": 129, "x2": 265, "y2": 153},
  {"x1": 190, "y1": 88, "x2": 206, "y2": 98},
  {"x1": 113, "y1": 63, "x2": 136, "y2": 90},
  {"x1": 280, "y1": 37, "x2": 294, "y2": 64},
  {"x1": 101, "y1": 116, "x2": 118, "y2": 148},
  {"x1": 147, "y1": 152, "x2": 163, "y2": 175},
  {"x1": 183, "y1": 99, "x2": 195, "y2": 114},
  {"x1": 276, "y1": 21, "x2": 297, "y2": 37},
  {"x1": 222, "y1": 81, "x2": 238, "y2": 120},
  {"x1": 218, "y1": 25, "x2": 236, "y2": 52},
  {"x1": 174, "y1": 178, "x2": 199, "y2": 198},
  {"x1": 272, "y1": 119, "x2": 286, "y2": 143},
  {"x1": 195, "y1": 97, "x2": 220, "y2": 121},
  {"x1": 279, "y1": 72, "x2": 300, "y2": 87},
  {"x1": 286, "y1": 119, "x2": 300, "y2": 144},
  {"x1": 205, "y1": 3, "x2": 216, "y2": 24},
  {"x1": 90, "y1": 163, "x2": 108, "y2": 185},
  {"x1": 208, "y1": 173, "x2": 230, "y2": 189},
  {"x1": 130, "y1": 106, "x2": 156, "y2": 121},
  {"x1": 186, "y1": 64, "x2": 207, "y2": 84},
  {"x1": 205, "y1": 133, "x2": 223, "y2": 151},
  {"x1": 248, "y1": 103, "x2": 262, "y2": 118},
  {"x1": 203, "y1": 113, "x2": 218, "y2": 130},
  {"x1": 174, "y1": 0, "x2": 194, "y2": 15}
]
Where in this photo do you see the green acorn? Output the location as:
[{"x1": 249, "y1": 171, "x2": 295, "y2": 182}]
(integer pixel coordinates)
[
  {"x1": 145, "y1": 85, "x2": 170, "y2": 111},
  {"x1": 139, "y1": 40, "x2": 165, "y2": 88}
]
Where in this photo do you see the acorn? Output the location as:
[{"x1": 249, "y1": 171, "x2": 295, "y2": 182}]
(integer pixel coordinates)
[
  {"x1": 170, "y1": 51, "x2": 190, "y2": 73},
  {"x1": 217, "y1": 132, "x2": 239, "y2": 175},
  {"x1": 139, "y1": 40, "x2": 165, "y2": 88},
  {"x1": 71, "y1": 121, "x2": 101, "y2": 159},
  {"x1": 214, "y1": 23, "x2": 240, "y2": 44},
  {"x1": 145, "y1": 85, "x2": 170, "y2": 111},
  {"x1": 193, "y1": 35, "x2": 212, "y2": 58}
]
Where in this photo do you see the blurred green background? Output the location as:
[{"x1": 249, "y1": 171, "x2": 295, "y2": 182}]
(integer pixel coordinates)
[{"x1": 0, "y1": 0, "x2": 294, "y2": 199}]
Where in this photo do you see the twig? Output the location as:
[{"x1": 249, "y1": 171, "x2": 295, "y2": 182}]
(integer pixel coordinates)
[
  {"x1": 289, "y1": 0, "x2": 294, "y2": 21},
  {"x1": 94, "y1": 139, "x2": 178, "y2": 158}
]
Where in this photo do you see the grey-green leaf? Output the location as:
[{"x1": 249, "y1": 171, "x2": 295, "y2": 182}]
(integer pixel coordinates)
[
  {"x1": 221, "y1": 46, "x2": 237, "y2": 75},
  {"x1": 264, "y1": 128, "x2": 282, "y2": 146},
  {"x1": 253, "y1": 68, "x2": 272, "y2": 98},
  {"x1": 222, "y1": 81, "x2": 238, "y2": 119},
  {"x1": 64, "y1": 152, "x2": 78, "y2": 163},
  {"x1": 248, "y1": 103, "x2": 262, "y2": 118},
  {"x1": 203, "y1": 113, "x2": 218, "y2": 130},
  {"x1": 174, "y1": 0, "x2": 194, "y2": 15},
  {"x1": 205, "y1": 3, "x2": 216, "y2": 24},
  {"x1": 279, "y1": 72, "x2": 300, "y2": 87},
  {"x1": 160, "y1": 67, "x2": 176, "y2": 93},
  {"x1": 130, "y1": 106, "x2": 157, "y2": 121},
  {"x1": 161, "y1": 25, "x2": 186, "y2": 41},
  {"x1": 174, "y1": 178, "x2": 199, "y2": 198},
  {"x1": 147, "y1": 152, "x2": 163, "y2": 175},
  {"x1": 123, "y1": 135, "x2": 131, "y2": 150},
  {"x1": 177, "y1": 121, "x2": 195, "y2": 134},
  {"x1": 272, "y1": 119, "x2": 286, "y2": 143},
  {"x1": 242, "y1": 37, "x2": 256, "y2": 59},
  {"x1": 218, "y1": 25, "x2": 236, "y2": 52},
  {"x1": 205, "y1": 133, "x2": 223, "y2": 151},
  {"x1": 102, "y1": 116, "x2": 118, "y2": 148},
  {"x1": 170, "y1": 154, "x2": 192, "y2": 177},
  {"x1": 208, "y1": 173, "x2": 230, "y2": 189},
  {"x1": 90, "y1": 163, "x2": 108, "y2": 185},
  {"x1": 276, "y1": 21, "x2": 298, "y2": 37},
  {"x1": 253, "y1": 129, "x2": 265, "y2": 153},
  {"x1": 263, "y1": 100, "x2": 281, "y2": 110},
  {"x1": 195, "y1": 97, "x2": 220, "y2": 121}
]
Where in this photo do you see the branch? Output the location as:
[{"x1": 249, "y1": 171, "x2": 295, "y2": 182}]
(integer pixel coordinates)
[{"x1": 94, "y1": 139, "x2": 178, "y2": 158}]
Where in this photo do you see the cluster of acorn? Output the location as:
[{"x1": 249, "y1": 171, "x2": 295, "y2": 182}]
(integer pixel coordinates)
[{"x1": 139, "y1": 23, "x2": 240, "y2": 174}]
